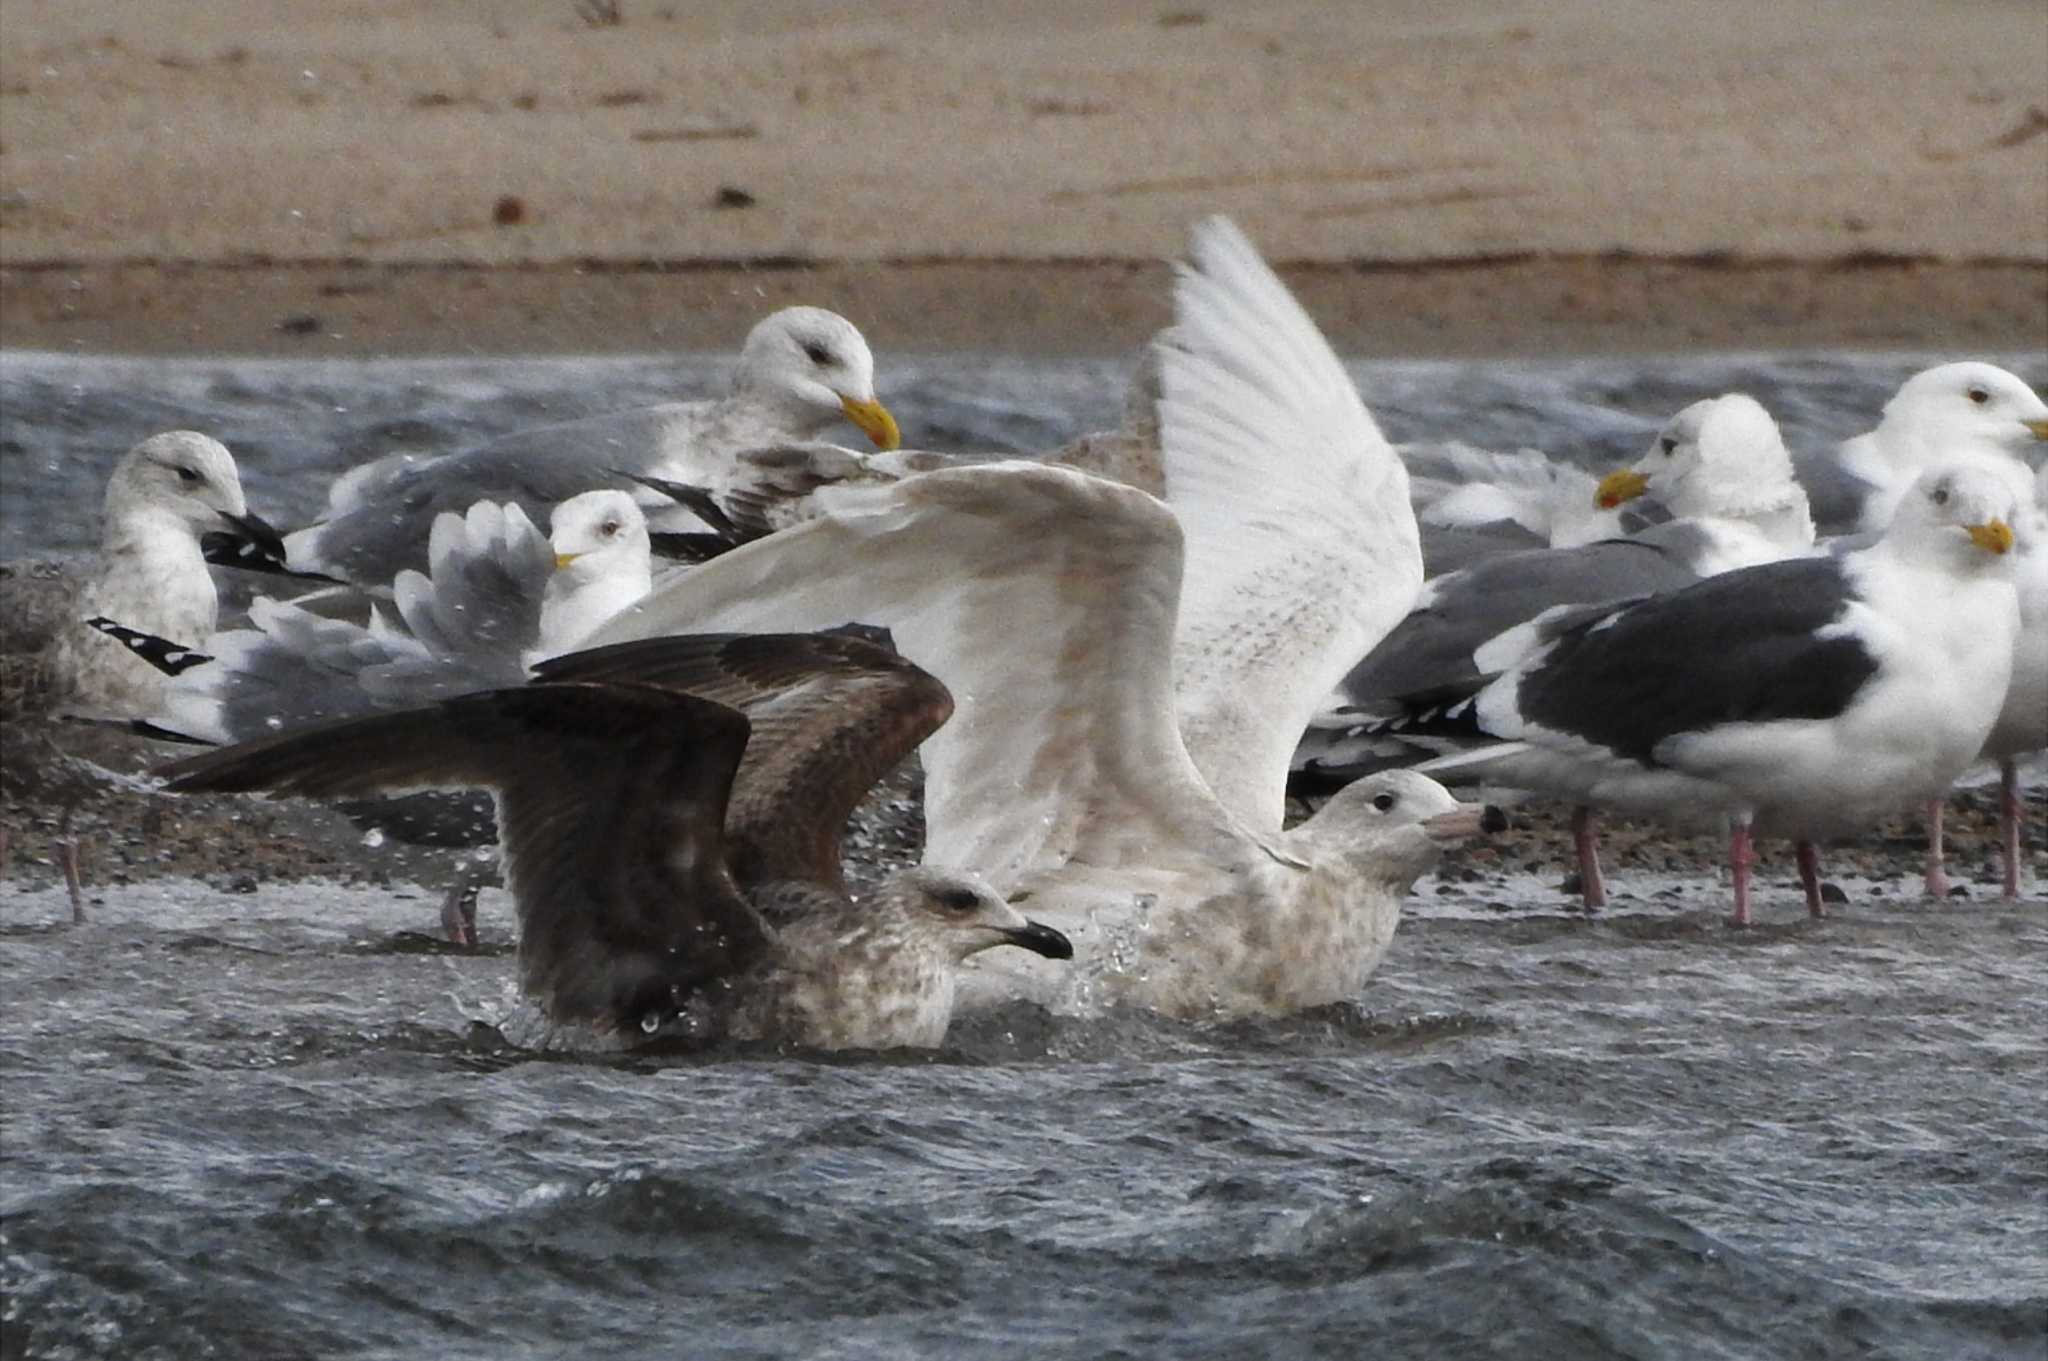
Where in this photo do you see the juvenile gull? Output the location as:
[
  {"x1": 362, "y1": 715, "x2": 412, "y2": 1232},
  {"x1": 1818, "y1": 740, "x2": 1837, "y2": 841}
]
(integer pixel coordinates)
[
  {"x1": 282, "y1": 307, "x2": 901, "y2": 586},
  {"x1": 1413, "y1": 464, "x2": 2023, "y2": 924},
  {"x1": 156, "y1": 632, "x2": 1071, "y2": 1050},
  {"x1": 1794, "y1": 362, "x2": 2048, "y2": 536},
  {"x1": 587, "y1": 217, "x2": 1495, "y2": 1019},
  {"x1": 39, "y1": 431, "x2": 283, "y2": 716}
]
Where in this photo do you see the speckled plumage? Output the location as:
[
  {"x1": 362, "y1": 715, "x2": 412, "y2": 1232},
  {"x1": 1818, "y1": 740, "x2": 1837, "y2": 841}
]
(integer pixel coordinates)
[{"x1": 158, "y1": 634, "x2": 1072, "y2": 1051}]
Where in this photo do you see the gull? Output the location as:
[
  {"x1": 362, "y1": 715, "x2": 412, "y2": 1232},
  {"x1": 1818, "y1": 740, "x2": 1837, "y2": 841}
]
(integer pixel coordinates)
[
  {"x1": 156, "y1": 632, "x2": 1073, "y2": 1050},
  {"x1": 282, "y1": 307, "x2": 902, "y2": 586},
  {"x1": 1299, "y1": 393, "x2": 1818, "y2": 904},
  {"x1": 1413, "y1": 464, "x2": 2023, "y2": 925},
  {"x1": 1794, "y1": 361, "x2": 2048, "y2": 536},
  {"x1": 584, "y1": 217, "x2": 1496, "y2": 1019}
]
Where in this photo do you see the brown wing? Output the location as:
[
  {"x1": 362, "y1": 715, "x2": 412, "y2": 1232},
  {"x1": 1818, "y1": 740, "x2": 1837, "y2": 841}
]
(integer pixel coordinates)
[
  {"x1": 530, "y1": 632, "x2": 952, "y2": 893},
  {"x1": 155, "y1": 684, "x2": 770, "y2": 1030}
]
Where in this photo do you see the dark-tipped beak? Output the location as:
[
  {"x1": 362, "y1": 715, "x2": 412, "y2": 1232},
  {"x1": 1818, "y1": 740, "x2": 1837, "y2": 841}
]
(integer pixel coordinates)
[
  {"x1": 209, "y1": 509, "x2": 291, "y2": 569},
  {"x1": 1423, "y1": 802, "x2": 1508, "y2": 843},
  {"x1": 1004, "y1": 919, "x2": 1074, "y2": 960}
]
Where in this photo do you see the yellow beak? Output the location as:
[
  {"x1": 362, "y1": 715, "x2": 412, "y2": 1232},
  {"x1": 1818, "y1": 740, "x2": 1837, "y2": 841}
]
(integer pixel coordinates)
[
  {"x1": 2023, "y1": 417, "x2": 2048, "y2": 440},
  {"x1": 553, "y1": 552, "x2": 580, "y2": 570},
  {"x1": 1594, "y1": 468, "x2": 1650, "y2": 509},
  {"x1": 1968, "y1": 519, "x2": 2015, "y2": 555},
  {"x1": 840, "y1": 395, "x2": 902, "y2": 451}
]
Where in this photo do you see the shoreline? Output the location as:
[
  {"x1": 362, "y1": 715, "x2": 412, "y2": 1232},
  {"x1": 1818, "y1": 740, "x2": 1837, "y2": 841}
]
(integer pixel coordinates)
[{"x1": 5, "y1": 256, "x2": 2044, "y2": 359}]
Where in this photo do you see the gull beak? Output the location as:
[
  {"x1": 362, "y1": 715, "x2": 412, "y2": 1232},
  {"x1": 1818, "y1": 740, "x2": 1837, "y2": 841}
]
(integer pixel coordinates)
[
  {"x1": 2024, "y1": 418, "x2": 2048, "y2": 440},
  {"x1": 1595, "y1": 468, "x2": 1650, "y2": 510},
  {"x1": 215, "y1": 508, "x2": 290, "y2": 565},
  {"x1": 1422, "y1": 802, "x2": 1508, "y2": 843},
  {"x1": 553, "y1": 551, "x2": 581, "y2": 570},
  {"x1": 1967, "y1": 519, "x2": 2015, "y2": 555},
  {"x1": 840, "y1": 394, "x2": 902, "y2": 451},
  {"x1": 1003, "y1": 920, "x2": 1074, "y2": 960}
]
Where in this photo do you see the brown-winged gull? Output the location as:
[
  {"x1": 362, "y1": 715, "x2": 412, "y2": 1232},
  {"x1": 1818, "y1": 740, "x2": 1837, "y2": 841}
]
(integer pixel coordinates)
[
  {"x1": 1793, "y1": 361, "x2": 2048, "y2": 536},
  {"x1": 281, "y1": 307, "x2": 901, "y2": 587},
  {"x1": 1411, "y1": 464, "x2": 2024, "y2": 925},
  {"x1": 156, "y1": 632, "x2": 1072, "y2": 1050},
  {"x1": 582, "y1": 217, "x2": 1497, "y2": 1019},
  {"x1": 34, "y1": 431, "x2": 284, "y2": 717}
]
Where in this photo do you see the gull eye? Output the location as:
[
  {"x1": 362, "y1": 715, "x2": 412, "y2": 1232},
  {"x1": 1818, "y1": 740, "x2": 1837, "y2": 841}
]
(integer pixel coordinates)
[
  {"x1": 1932, "y1": 485, "x2": 1951, "y2": 506},
  {"x1": 175, "y1": 465, "x2": 201, "y2": 483},
  {"x1": 1967, "y1": 386, "x2": 1990, "y2": 405},
  {"x1": 600, "y1": 520, "x2": 620, "y2": 536},
  {"x1": 801, "y1": 341, "x2": 833, "y2": 367},
  {"x1": 1371, "y1": 792, "x2": 1397, "y2": 812},
  {"x1": 1659, "y1": 437, "x2": 1678, "y2": 456},
  {"x1": 935, "y1": 886, "x2": 982, "y2": 914}
]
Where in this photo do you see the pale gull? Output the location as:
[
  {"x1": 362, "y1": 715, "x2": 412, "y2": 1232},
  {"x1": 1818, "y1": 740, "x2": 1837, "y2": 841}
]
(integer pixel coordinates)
[
  {"x1": 40, "y1": 431, "x2": 283, "y2": 717},
  {"x1": 1413, "y1": 464, "x2": 2023, "y2": 925},
  {"x1": 282, "y1": 307, "x2": 901, "y2": 586},
  {"x1": 156, "y1": 632, "x2": 1072, "y2": 1050},
  {"x1": 585, "y1": 216, "x2": 1495, "y2": 1019},
  {"x1": 1793, "y1": 361, "x2": 2048, "y2": 536}
]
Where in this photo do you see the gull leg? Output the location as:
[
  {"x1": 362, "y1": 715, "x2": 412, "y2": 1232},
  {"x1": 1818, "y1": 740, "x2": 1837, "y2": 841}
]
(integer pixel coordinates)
[
  {"x1": 1795, "y1": 840, "x2": 1824, "y2": 918},
  {"x1": 1572, "y1": 805, "x2": 1607, "y2": 908},
  {"x1": 1728, "y1": 818, "x2": 1755, "y2": 928},
  {"x1": 1922, "y1": 798, "x2": 1949, "y2": 900},
  {"x1": 2000, "y1": 759, "x2": 2023, "y2": 902},
  {"x1": 56, "y1": 809, "x2": 85, "y2": 925},
  {"x1": 440, "y1": 860, "x2": 485, "y2": 947}
]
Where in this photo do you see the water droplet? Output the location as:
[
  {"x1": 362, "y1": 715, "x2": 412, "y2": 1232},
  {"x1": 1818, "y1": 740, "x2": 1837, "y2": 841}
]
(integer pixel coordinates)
[{"x1": 360, "y1": 828, "x2": 385, "y2": 849}]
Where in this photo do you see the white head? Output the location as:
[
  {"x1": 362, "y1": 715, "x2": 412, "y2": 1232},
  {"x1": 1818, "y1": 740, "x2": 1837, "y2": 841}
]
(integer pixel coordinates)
[
  {"x1": 1601, "y1": 394, "x2": 1805, "y2": 523},
  {"x1": 730, "y1": 306, "x2": 900, "y2": 450},
  {"x1": 1872, "y1": 363, "x2": 2048, "y2": 467},
  {"x1": 537, "y1": 491, "x2": 654, "y2": 659},
  {"x1": 1882, "y1": 462, "x2": 2023, "y2": 573},
  {"x1": 103, "y1": 431, "x2": 252, "y2": 540},
  {"x1": 1297, "y1": 769, "x2": 1498, "y2": 890},
  {"x1": 881, "y1": 867, "x2": 1074, "y2": 966}
]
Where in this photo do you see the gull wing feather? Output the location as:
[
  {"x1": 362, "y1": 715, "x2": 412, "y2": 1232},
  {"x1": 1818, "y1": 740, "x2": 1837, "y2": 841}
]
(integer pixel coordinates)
[
  {"x1": 1157, "y1": 217, "x2": 1424, "y2": 834},
  {"x1": 157, "y1": 683, "x2": 767, "y2": 1028},
  {"x1": 583, "y1": 461, "x2": 1249, "y2": 893},
  {"x1": 533, "y1": 632, "x2": 953, "y2": 894}
]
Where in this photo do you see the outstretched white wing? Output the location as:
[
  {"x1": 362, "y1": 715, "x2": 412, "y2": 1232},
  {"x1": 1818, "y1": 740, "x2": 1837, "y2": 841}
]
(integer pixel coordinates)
[
  {"x1": 1158, "y1": 217, "x2": 1423, "y2": 834},
  {"x1": 584, "y1": 461, "x2": 1255, "y2": 893}
]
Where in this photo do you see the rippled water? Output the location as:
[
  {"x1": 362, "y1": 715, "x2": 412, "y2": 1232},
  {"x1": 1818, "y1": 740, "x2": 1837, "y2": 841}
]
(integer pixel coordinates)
[{"x1": 3, "y1": 349, "x2": 2046, "y2": 1359}]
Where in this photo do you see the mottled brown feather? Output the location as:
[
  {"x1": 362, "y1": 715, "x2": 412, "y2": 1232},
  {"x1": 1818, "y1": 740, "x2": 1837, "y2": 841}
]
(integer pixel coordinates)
[
  {"x1": 156, "y1": 683, "x2": 770, "y2": 1027},
  {"x1": 530, "y1": 632, "x2": 953, "y2": 893}
]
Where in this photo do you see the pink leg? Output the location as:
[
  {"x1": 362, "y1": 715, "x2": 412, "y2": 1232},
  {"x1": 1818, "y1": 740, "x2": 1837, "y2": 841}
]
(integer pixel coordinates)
[
  {"x1": 1922, "y1": 798, "x2": 1949, "y2": 900},
  {"x1": 1729, "y1": 819, "x2": 1755, "y2": 927},
  {"x1": 1796, "y1": 840, "x2": 1825, "y2": 918},
  {"x1": 58, "y1": 838, "x2": 84, "y2": 924},
  {"x1": 1572, "y1": 805, "x2": 1607, "y2": 908},
  {"x1": 2001, "y1": 759, "x2": 2023, "y2": 902}
]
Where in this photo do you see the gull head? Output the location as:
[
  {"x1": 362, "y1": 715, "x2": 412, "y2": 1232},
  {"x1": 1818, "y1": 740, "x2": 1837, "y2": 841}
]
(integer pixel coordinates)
[
  {"x1": 549, "y1": 489, "x2": 652, "y2": 580},
  {"x1": 731, "y1": 306, "x2": 900, "y2": 450},
  {"x1": 1887, "y1": 462, "x2": 2023, "y2": 568},
  {"x1": 1876, "y1": 362, "x2": 2048, "y2": 464},
  {"x1": 883, "y1": 867, "x2": 1074, "y2": 965},
  {"x1": 1304, "y1": 769, "x2": 1504, "y2": 889},
  {"x1": 105, "y1": 430, "x2": 260, "y2": 539},
  {"x1": 1600, "y1": 393, "x2": 1798, "y2": 520}
]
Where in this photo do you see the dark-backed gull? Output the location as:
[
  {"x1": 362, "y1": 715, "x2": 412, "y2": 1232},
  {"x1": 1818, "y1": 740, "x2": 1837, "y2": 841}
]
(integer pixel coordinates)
[
  {"x1": 1413, "y1": 463, "x2": 2024, "y2": 924},
  {"x1": 156, "y1": 632, "x2": 1072, "y2": 1050}
]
